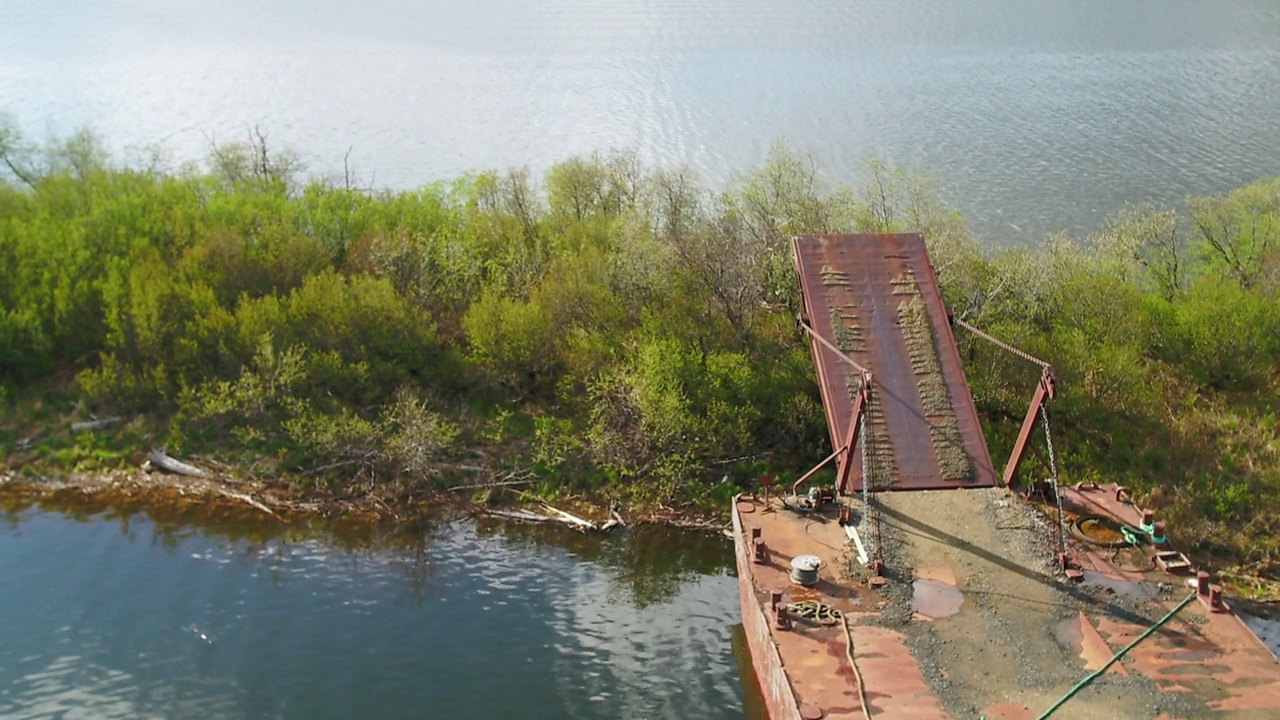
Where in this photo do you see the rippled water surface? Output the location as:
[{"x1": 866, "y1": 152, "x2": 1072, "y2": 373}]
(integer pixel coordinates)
[
  {"x1": 4, "y1": 0, "x2": 1279, "y2": 242},
  {"x1": 0, "y1": 505, "x2": 744, "y2": 719}
]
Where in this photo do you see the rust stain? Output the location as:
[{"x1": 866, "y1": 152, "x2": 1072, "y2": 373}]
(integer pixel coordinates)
[
  {"x1": 1092, "y1": 599, "x2": 1280, "y2": 711},
  {"x1": 1075, "y1": 611, "x2": 1130, "y2": 676}
]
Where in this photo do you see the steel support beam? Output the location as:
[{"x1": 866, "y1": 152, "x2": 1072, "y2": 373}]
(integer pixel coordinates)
[
  {"x1": 836, "y1": 375, "x2": 871, "y2": 495},
  {"x1": 1003, "y1": 366, "x2": 1056, "y2": 488}
]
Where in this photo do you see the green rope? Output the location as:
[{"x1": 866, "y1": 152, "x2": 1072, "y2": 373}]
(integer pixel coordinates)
[{"x1": 1034, "y1": 591, "x2": 1198, "y2": 720}]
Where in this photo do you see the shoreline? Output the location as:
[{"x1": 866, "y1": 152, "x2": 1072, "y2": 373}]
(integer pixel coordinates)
[{"x1": 0, "y1": 466, "x2": 729, "y2": 537}]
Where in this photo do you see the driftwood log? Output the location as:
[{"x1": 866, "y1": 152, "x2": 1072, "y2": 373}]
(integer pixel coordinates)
[
  {"x1": 71, "y1": 417, "x2": 124, "y2": 433},
  {"x1": 146, "y1": 450, "x2": 210, "y2": 479},
  {"x1": 479, "y1": 502, "x2": 625, "y2": 533},
  {"x1": 539, "y1": 502, "x2": 598, "y2": 530}
]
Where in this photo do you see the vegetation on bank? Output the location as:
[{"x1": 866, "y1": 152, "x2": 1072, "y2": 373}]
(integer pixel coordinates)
[{"x1": 1, "y1": 119, "x2": 1278, "y2": 583}]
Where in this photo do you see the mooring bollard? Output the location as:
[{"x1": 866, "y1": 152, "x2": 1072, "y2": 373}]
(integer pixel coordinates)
[
  {"x1": 1209, "y1": 585, "x2": 1224, "y2": 612},
  {"x1": 775, "y1": 603, "x2": 791, "y2": 630}
]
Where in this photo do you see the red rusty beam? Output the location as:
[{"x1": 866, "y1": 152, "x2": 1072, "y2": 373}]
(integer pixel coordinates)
[
  {"x1": 835, "y1": 375, "x2": 871, "y2": 495},
  {"x1": 1003, "y1": 365, "x2": 1056, "y2": 488},
  {"x1": 791, "y1": 446, "x2": 844, "y2": 497}
]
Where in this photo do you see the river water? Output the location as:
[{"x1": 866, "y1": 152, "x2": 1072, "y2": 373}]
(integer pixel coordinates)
[
  {"x1": 4, "y1": 0, "x2": 1279, "y2": 243},
  {"x1": 0, "y1": 500, "x2": 751, "y2": 719}
]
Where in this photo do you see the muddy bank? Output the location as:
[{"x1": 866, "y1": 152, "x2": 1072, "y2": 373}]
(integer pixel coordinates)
[{"x1": 0, "y1": 467, "x2": 728, "y2": 536}]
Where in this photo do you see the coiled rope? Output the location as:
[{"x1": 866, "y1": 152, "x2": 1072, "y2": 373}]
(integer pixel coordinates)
[{"x1": 785, "y1": 600, "x2": 843, "y2": 624}]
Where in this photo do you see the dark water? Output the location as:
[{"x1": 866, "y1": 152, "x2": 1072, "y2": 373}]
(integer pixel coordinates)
[
  {"x1": 4, "y1": 0, "x2": 1280, "y2": 243},
  {"x1": 0, "y1": 500, "x2": 746, "y2": 719}
]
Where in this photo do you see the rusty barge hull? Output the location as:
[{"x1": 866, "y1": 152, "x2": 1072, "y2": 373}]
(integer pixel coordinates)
[{"x1": 733, "y1": 501, "x2": 805, "y2": 720}]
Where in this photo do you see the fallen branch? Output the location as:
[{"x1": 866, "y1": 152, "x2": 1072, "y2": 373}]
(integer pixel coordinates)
[
  {"x1": 610, "y1": 509, "x2": 627, "y2": 528},
  {"x1": 302, "y1": 458, "x2": 369, "y2": 476},
  {"x1": 540, "y1": 502, "x2": 598, "y2": 531},
  {"x1": 147, "y1": 449, "x2": 210, "y2": 479},
  {"x1": 482, "y1": 508, "x2": 559, "y2": 524},
  {"x1": 448, "y1": 478, "x2": 538, "y2": 492},
  {"x1": 651, "y1": 514, "x2": 728, "y2": 532},
  {"x1": 707, "y1": 451, "x2": 774, "y2": 467},
  {"x1": 71, "y1": 417, "x2": 124, "y2": 433},
  {"x1": 218, "y1": 488, "x2": 280, "y2": 519}
]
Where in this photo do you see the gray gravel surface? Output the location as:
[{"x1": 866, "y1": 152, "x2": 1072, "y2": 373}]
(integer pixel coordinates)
[{"x1": 847, "y1": 486, "x2": 1214, "y2": 720}]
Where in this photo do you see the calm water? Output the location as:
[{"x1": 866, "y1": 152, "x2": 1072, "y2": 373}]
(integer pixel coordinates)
[
  {"x1": 0, "y1": 502, "x2": 747, "y2": 719},
  {"x1": 4, "y1": 0, "x2": 1280, "y2": 242}
]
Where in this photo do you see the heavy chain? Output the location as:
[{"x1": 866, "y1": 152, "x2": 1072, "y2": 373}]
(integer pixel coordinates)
[
  {"x1": 1040, "y1": 403, "x2": 1068, "y2": 557},
  {"x1": 956, "y1": 318, "x2": 1050, "y2": 369},
  {"x1": 860, "y1": 410, "x2": 875, "y2": 559}
]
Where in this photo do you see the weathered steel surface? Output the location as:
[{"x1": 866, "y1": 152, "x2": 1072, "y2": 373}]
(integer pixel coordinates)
[
  {"x1": 1093, "y1": 602, "x2": 1280, "y2": 713},
  {"x1": 1061, "y1": 482, "x2": 1280, "y2": 713},
  {"x1": 793, "y1": 234, "x2": 997, "y2": 492},
  {"x1": 733, "y1": 496, "x2": 950, "y2": 720},
  {"x1": 734, "y1": 482, "x2": 1280, "y2": 720}
]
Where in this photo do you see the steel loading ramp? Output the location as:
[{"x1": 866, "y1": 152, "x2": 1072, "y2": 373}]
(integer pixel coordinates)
[{"x1": 794, "y1": 234, "x2": 997, "y2": 493}]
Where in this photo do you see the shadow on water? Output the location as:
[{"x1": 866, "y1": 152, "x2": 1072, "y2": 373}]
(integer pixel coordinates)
[
  {"x1": 475, "y1": 517, "x2": 737, "y2": 608},
  {"x1": 2, "y1": 487, "x2": 737, "y2": 609},
  {"x1": 731, "y1": 623, "x2": 770, "y2": 720},
  {"x1": 0, "y1": 487, "x2": 752, "y2": 719}
]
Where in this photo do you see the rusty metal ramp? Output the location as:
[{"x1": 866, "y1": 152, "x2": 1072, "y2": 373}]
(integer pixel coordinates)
[{"x1": 794, "y1": 234, "x2": 997, "y2": 492}]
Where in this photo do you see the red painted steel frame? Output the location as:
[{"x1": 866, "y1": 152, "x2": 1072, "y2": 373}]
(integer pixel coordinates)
[
  {"x1": 834, "y1": 375, "x2": 869, "y2": 494},
  {"x1": 1002, "y1": 366, "x2": 1056, "y2": 488}
]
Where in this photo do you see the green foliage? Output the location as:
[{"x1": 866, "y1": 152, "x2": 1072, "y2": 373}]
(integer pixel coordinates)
[
  {"x1": 463, "y1": 290, "x2": 558, "y2": 394},
  {"x1": 1189, "y1": 177, "x2": 1280, "y2": 289},
  {"x1": 1154, "y1": 275, "x2": 1280, "y2": 391},
  {"x1": 4, "y1": 121, "x2": 1280, "y2": 568}
]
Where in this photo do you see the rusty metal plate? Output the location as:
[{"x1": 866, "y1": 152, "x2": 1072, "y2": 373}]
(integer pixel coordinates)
[{"x1": 793, "y1": 234, "x2": 997, "y2": 492}]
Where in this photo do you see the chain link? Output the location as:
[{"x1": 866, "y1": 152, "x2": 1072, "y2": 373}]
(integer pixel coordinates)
[
  {"x1": 1040, "y1": 403, "x2": 1068, "y2": 558},
  {"x1": 956, "y1": 318, "x2": 1050, "y2": 369},
  {"x1": 860, "y1": 410, "x2": 875, "y2": 559}
]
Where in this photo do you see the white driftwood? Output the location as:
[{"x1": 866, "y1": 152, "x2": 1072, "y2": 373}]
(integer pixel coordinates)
[
  {"x1": 483, "y1": 509, "x2": 559, "y2": 524},
  {"x1": 147, "y1": 450, "x2": 210, "y2": 479},
  {"x1": 219, "y1": 489, "x2": 279, "y2": 519},
  {"x1": 71, "y1": 417, "x2": 124, "y2": 433},
  {"x1": 540, "y1": 503, "x2": 598, "y2": 530},
  {"x1": 610, "y1": 509, "x2": 627, "y2": 528}
]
